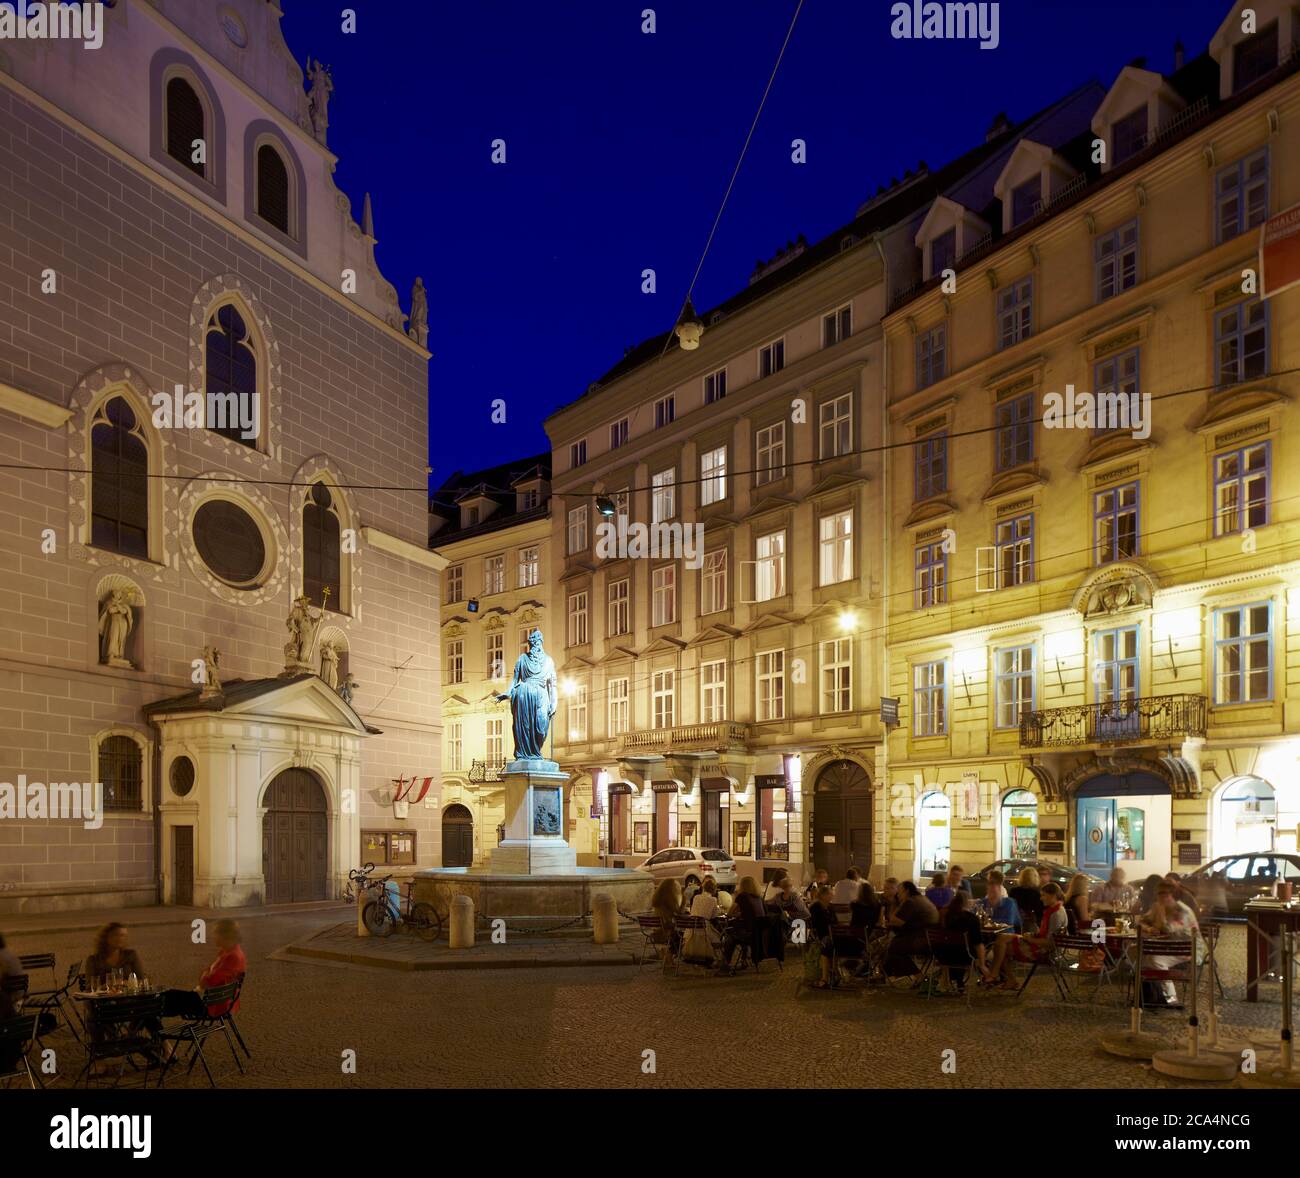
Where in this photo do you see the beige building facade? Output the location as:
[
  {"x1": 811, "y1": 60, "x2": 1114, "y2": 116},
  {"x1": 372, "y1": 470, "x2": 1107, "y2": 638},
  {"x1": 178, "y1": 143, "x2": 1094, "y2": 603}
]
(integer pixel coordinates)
[{"x1": 883, "y1": 1, "x2": 1300, "y2": 886}]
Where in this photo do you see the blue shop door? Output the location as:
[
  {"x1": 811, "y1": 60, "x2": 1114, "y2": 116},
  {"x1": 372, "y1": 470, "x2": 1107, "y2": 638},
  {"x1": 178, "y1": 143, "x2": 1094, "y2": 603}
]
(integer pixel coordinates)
[{"x1": 1078, "y1": 798, "x2": 1116, "y2": 872}]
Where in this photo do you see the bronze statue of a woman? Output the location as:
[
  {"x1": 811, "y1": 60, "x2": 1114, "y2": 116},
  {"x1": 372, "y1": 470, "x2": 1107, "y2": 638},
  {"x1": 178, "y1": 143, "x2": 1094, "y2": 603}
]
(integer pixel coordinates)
[{"x1": 494, "y1": 628, "x2": 557, "y2": 762}]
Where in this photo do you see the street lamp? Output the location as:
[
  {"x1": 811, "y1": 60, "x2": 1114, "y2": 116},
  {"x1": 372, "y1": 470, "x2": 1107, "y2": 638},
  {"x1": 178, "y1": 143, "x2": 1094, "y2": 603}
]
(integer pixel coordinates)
[
  {"x1": 673, "y1": 298, "x2": 704, "y2": 351},
  {"x1": 595, "y1": 495, "x2": 617, "y2": 518},
  {"x1": 837, "y1": 608, "x2": 857, "y2": 632}
]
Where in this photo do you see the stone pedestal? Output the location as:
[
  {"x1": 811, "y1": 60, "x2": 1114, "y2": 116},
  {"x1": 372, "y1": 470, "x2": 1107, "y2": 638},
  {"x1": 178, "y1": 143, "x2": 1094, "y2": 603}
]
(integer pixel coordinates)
[{"x1": 490, "y1": 759, "x2": 576, "y2": 875}]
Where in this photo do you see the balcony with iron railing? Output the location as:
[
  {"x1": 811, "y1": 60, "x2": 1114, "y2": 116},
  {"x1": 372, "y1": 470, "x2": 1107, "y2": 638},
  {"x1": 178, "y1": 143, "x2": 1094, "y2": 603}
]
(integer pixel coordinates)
[
  {"x1": 1019, "y1": 693, "x2": 1207, "y2": 749},
  {"x1": 468, "y1": 758, "x2": 507, "y2": 783},
  {"x1": 618, "y1": 722, "x2": 752, "y2": 757}
]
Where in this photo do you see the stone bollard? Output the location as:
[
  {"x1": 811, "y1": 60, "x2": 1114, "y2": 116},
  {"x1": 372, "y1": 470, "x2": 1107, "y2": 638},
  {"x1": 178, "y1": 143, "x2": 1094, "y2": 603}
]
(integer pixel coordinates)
[
  {"x1": 592, "y1": 893, "x2": 619, "y2": 944},
  {"x1": 449, "y1": 894, "x2": 475, "y2": 949}
]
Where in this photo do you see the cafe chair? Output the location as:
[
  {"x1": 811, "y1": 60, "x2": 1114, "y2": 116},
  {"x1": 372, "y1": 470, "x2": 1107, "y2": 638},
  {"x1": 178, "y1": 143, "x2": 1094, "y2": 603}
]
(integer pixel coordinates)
[
  {"x1": 672, "y1": 914, "x2": 722, "y2": 974},
  {"x1": 74, "y1": 992, "x2": 165, "y2": 1089},
  {"x1": 26, "y1": 961, "x2": 86, "y2": 1045},
  {"x1": 1133, "y1": 936, "x2": 1195, "y2": 1010},
  {"x1": 156, "y1": 981, "x2": 244, "y2": 1088},
  {"x1": 0, "y1": 1014, "x2": 43, "y2": 1089},
  {"x1": 1, "y1": 973, "x2": 29, "y2": 1011},
  {"x1": 633, "y1": 913, "x2": 674, "y2": 970},
  {"x1": 1051, "y1": 933, "x2": 1123, "y2": 1003},
  {"x1": 920, "y1": 929, "x2": 977, "y2": 1005},
  {"x1": 220, "y1": 974, "x2": 252, "y2": 1060}
]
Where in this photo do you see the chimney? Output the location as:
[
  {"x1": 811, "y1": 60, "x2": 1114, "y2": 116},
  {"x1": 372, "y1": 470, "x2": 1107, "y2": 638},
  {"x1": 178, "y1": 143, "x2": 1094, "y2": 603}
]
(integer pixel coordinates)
[
  {"x1": 986, "y1": 111, "x2": 1010, "y2": 142},
  {"x1": 1174, "y1": 39, "x2": 1185, "y2": 71}
]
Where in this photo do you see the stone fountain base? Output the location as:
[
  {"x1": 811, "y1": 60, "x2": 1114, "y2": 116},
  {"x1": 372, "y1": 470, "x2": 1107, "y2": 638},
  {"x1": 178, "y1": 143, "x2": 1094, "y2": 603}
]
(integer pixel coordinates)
[{"x1": 412, "y1": 866, "x2": 653, "y2": 929}]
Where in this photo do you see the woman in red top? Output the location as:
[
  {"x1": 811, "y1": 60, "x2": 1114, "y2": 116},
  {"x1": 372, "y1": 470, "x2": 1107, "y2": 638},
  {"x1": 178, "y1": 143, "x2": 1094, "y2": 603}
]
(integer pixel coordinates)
[{"x1": 162, "y1": 919, "x2": 246, "y2": 1019}]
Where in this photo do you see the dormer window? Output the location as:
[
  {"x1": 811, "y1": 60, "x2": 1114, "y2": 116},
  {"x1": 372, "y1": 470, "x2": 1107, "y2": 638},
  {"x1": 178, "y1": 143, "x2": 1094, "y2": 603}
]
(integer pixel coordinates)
[
  {"x1": 993, "y1": 139, "x2": 1078, "y2": 233},
  {"x1": 930, "y1": 228, "x2": 956, "y2": 277},
  {"x1": 519, "y1": 487, "x2": 540, "y2": 510},
  {"x1": 1112, "y1": 105, "x2": 1148, "y2": 165},
  {"x1": 1234, "y1": 21, "x2": 1280, "y2": 91},
  {"x1": 1010, "y1": 177, "x2": 1040, "y2": 228},
  {"x1": 915, "y1": 197, "x2": 989, "y2": 281},
  {"x1": 464, "y1": 504, "x2": 480, "y2": 528}
]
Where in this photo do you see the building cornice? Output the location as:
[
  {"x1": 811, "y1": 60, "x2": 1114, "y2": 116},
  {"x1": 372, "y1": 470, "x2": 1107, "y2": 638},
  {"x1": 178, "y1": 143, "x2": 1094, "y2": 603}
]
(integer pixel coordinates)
[
  {"x1": 0, "y1": 381, "x2": 73, "y2": 428},
  {"x1": 361, "y1": 527, "x2": 447, "y2": 572}
]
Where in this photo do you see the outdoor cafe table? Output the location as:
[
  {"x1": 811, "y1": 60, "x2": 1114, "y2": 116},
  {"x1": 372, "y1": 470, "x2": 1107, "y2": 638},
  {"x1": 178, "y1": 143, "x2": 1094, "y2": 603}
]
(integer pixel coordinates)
[{"x1": 1243, "y1": 899, "x2": 1300, "y2": 1001}]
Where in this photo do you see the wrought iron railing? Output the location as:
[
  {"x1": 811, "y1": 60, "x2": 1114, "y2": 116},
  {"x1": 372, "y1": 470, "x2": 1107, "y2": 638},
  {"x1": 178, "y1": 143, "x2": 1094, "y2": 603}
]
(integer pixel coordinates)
[
  {"x1": 619, "y1": 722, "x2": 751, "y2": 755},
  {"x1": 468, "y1": 758, "x2": 507, "y2": 783},
  {"x1": 1019, "y1": 693, "x2": 1207, "y2": 749}
]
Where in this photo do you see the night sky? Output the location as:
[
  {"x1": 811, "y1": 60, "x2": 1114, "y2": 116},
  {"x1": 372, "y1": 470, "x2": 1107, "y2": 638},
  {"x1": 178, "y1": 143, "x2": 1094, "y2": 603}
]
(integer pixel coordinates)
[{"x1": 279, "y1": 0, "x2": 1233, "y2": 485}]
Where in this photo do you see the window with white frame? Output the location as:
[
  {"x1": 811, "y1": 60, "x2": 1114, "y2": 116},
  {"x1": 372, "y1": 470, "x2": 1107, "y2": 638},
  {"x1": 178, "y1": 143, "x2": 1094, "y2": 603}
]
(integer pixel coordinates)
[
  {"x1": 997, "y1": 276, "x2": 1033, "y2": 349},
  {"x1": 483, "y1": 554, "x2": 505, "y2": 595},
  {"x1": 1213, "y1": 441, "x2": 1269, "y2": 536},
  {"x1": 754, "y1": 530, "x2": 786, "y2": 601},
  {"x1": 995, "y1": 513, "x2": 1034, "y2": 588},
  {"x1": 821, "y1": 638, "x2": 852, "y2": 714},
  {"x1": 652, "y1": 564, "x2": 677, "y2": 626},
  {"x1": 446, "y1": 639, "x2": 464, "y2": 685},
  {"x1": 518, "y1": 487, "x2": 540, "y2": 511},
  {"x1": 486, "y1": 631, "x2": 504, "y2": 680},
  {"x1": 995, "y1": 393, "x2": 1034, "y2": 470},
  {"x1": 1095, "y1": 220, "x2": 1139, "y2": 301},
  {"x1": 914, "y1": 432, "x2": 947, "y2": 500},
  {"x1": 818, "y1": 393, "x2": 852, "y2": 459},
  {"x1": 651, "y1": 468, "x2": 676, "y2": 523},
  {"x1": 755, "y1": 421, "x2": 786, "y2": 485},
  {"x1": 567, "y1": 590, "x2": 589, "y2": 646},
  {"x1": 652, "y1": 669, "x2": 675, "y2": 728},
  {"x1": 914, "y1": 541, "x2": 946, "y2": 608},
  {"x1": 1216, "y1": 148, "x2": 1269, "y2": 243},
  {"x1": 567, "y1": 505, "x2": 588, "y2": 554},
  {"x1": 569, "y1": 440, "x2": 586, "y2": 468},
  {"x1": 916, "y1": 323, "x2": 946, "y2": 389},
  {"x1": 994, "y1": 645, "x2": 1034, "y2": 729},
  {"x1": 701, "y1": 548, "x2": 728, "y2": 614},
  {"x1": 700, "y1": 446, "x2": 727, "y2": 505},
  {"x1": 1214, "y1": 602, "x2": 1272, "y2": 704},
  {"x1": 759, "y1": 338, "x2": 785, "y2": 378},
  {"x1": 819, "y1": 511, "x2": 852, "y2": 585},
  {"x1": 568, "y1": 685, "x2": 588, "y2": 741},
  {"x1": 607, "y1": 577, "x2": 629, "y2": 636},
  {"x1": 518, "y1": 546, "x2": 540, "y2": 588},
  {"x1": 756, "y1": 650, "x2": 785, "y2": 721},
  {"x1": 608, "y1": 677, "x2": 629, "y2": 737},
  {"x1": 654, "y1": 395, "x2": 675, "y2": 429},
  {"x1": 447, "y1": 720, "x2": 463, "y2": 771},
  {"x1": 1094, "y1": 482, "x2": 1139, "y2": 564},
  {"x1": 1094, "y1": 349, "x2": 1140, "y2": 433},
  {"x1": 486, "y1": 717, "x2": 503, "y2": 764},
  {"x1": 704, "y1": 367, "x2": 727, "y2": 404},
  {"x1": 1215, "y1": 298, "x2": 1269, "y2": 385},
  {"x1": 822, "y1": 303, "x2": 852, "y2": 347},
  {"x1": 445, "y1": 565, "x2": 463, "y2": 603},
  {"x1": 700, "y1": 660, "x2": 727, "y2": 722},
  {"x1": 609, "y1": 418, "x2": 629, "y2": 449},
  {"x1": 913, "y1": 660, "x2": 946, "y2": 736}
]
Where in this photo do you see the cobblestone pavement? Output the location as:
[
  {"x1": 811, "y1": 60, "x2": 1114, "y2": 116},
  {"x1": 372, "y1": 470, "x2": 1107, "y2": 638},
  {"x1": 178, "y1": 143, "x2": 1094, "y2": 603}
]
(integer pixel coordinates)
[{"x1": 6, "y1": 914, "x2": 1288, "y2": 1089}]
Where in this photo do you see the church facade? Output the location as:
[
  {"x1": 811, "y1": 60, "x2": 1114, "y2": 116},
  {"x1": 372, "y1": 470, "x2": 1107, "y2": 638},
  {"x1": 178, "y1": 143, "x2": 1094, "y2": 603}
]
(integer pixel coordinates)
[{"x1": 0, "y1": 0, "x2": 442, "y2": 913}]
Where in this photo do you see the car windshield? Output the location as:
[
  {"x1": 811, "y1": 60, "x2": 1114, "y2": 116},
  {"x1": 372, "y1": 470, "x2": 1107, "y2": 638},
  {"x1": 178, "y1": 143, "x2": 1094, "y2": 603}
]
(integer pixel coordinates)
[{"x1": 700, "y1": 850, "x2": 731, "y2": 862}]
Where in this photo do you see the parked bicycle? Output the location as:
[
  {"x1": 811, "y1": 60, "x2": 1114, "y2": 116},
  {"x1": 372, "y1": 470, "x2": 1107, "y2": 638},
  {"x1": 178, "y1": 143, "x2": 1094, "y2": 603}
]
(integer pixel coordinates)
[
  {"x1": 343, "y1": 862, "x2": 376, "y2": 904},
  {"x1": 357, "y1": 871, "x2": 442, "y2": 941}
]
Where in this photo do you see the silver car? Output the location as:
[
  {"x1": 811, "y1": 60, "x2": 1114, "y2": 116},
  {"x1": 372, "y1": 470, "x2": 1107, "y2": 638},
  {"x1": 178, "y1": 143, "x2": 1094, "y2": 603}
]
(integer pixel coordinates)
[{"x1": 640, "y1": 847, "x2": 737, "y2": 890}]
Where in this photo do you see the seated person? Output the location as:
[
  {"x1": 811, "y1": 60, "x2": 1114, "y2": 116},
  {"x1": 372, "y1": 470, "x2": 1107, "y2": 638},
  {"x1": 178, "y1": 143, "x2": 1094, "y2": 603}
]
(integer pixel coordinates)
[
  {"x1": 776, "y1": 876, "x2": 810, "y2": 922},
  {"x1": 723, "y1": 877, "x2": 782, "y2": 969},
  {"x1": 650, "y1": 879, "x2": 683, "y2": 964},
  {"x1": 1091, "y1": 867, "x2": 1136, "y2": 913},
  {"x1": 808, "y1": 886, "x2": 838, "y2": 989},
  {"x1": 1008, "y1": 867, "x2": 1044, "y2": 928},
  {"x1": 1141, "y1": 882, "x2": 1202, "y2": 1004},
  {"x1": 83, "y1": 922, "x2": 146, "y2": 987},
  {"x1": 831, "y1": 867, "x2": 862, "y2": 905},
  {"x1": 986, "y1": 883, "x2": 1067, "y2": 987},
  {"x1": 162, "y1": 919, "x2": 247, "y2": 1019},
  {"x1": 879, "y1": 877, "x2": 901, "y2": 922},
  {"x1": 802, "y1": 869, "x2": 830, "y2": 902},
  {"x1": 925, "y1": 872, "x2": 954, "y2": 911},
  {"x1": 936, "y1": 890, "x2": 989, "y2": 989},
  {"x1": 716, "y1": 886, "x2": 734, "y2": 914},
  {"x1": 851, "y1": 881, "x2": 883, "y2": 934},
  {"x1": 883, "y1": 882, "x2": 939, "y2": 980},
  {"x1": 947, "y1": 864, "x2": 973, "y2": 896},
  {"x1": 976, "y1": 871, "x2": 1022, "y2": 932},
  {"x1": 682, "y1": 881, "x2": 720, "y2": 962}
]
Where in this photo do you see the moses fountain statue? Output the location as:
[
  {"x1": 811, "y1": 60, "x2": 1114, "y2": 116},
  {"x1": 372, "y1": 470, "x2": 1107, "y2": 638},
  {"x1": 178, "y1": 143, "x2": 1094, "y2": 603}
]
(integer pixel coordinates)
[{"x1": 494, "y1": 627, "x2": 557, "y2": 767}]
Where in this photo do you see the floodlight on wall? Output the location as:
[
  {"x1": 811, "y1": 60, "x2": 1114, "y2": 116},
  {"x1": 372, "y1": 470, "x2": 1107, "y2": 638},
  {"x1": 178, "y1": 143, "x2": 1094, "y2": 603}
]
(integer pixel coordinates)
[
  {"x1": 595, "y1": 496, "x2": 617, "y2": 518},
  {"x1": 561, "y1": 677, "x2": 577, "y2": 697},
  {"x1": 837, "y1": 609, "x2": 857, "y2": 633}
]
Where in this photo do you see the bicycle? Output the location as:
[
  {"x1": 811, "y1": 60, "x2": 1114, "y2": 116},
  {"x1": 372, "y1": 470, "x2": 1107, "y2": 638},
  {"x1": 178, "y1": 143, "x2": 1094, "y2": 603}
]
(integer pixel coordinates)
[
  {"x1": 360, "y1": 874, "x2": 442, "y2": 942},
  {"x1": 343, "y1": 862, "x2": 376, "y2": 904}
]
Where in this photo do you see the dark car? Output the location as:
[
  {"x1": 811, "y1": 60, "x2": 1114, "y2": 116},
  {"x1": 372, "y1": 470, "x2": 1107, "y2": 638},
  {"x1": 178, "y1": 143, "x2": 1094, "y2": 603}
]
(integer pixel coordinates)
[
  {"x1": 966, "y1": 858, "x2": 1104, "y2": 900},
  {"x1": 1181, "y1": 853, "x2": 1300, "y2": 915}
]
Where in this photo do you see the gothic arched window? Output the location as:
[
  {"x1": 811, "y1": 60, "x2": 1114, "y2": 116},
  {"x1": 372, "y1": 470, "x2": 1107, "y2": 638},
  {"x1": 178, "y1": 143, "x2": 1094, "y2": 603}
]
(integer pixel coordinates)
[
  {"x1": 255, "y1": 143, "x2": 290, "y2": 233},
  {"x1": 90, "y1": 397, "x2": 149, "y2": 558},
  {"x1": 205, "y1": 303, "x2": 259, "y2": 447},
  {"x1": 165, "y1": 75, "x2": 206, "y2": 176},
  {"x1": 100, "y1": 734, "x2": 144, "y2": 812},
  {"x1": 303, "y1": 482, "x2": 342, "y2": 610}
]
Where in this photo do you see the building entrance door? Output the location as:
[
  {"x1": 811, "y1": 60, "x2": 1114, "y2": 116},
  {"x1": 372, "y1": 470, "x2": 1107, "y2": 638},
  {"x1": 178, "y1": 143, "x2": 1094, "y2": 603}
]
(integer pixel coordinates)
[
  {"x1": 701, "y1": 780, "x2": 729, "y2": 850},
  {"x1": 173, "y1": 826, "x2": 194, "y2": 907},
  {"x1": 442, "y1": 803, "x2": 474, "y2": 867},
  {"x1": 811, "y1": 760, "x2": 871, "y2": 881},
  {"x1": 261, "y1": 768, "x2": 328, "y2": 904}
]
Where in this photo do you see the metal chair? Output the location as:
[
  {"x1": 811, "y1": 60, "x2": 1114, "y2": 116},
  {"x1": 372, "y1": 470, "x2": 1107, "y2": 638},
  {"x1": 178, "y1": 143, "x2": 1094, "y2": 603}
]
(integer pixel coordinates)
[
  {"x1": 1053, "y1": 932, "x2": 1124, "y2": 1003},
  {"x1": 673, "y1": 914, "x2": 722, "y2": 973},
  {"x1": 74, "y1": 992, "x2": 165, "y2": 1089},
  {"x1": 1, "y1": 973, "x2": 29, "y2": 1011},
  {"x1": 1133, "y1": 935, "x2": 1194, "y2": 1009},
  {"x1": 633, "y1": 913, "x2": 673, "y2": 970},
  {"x1": 218, "y1": 974, "x2": 251, "y2": 1060},
  {"x1": 921, "y1": 928, "x2": 977, "y2": 1004},
  {"x1": 156, "y1": 982, "x2": 244, "y2": 1088},
  {"x1": 0, "y1": 1014, "x2": 42, "y2": 1089},
  {"x1": 26, "y1": 961, "x2": 85, "y2": 1045}
]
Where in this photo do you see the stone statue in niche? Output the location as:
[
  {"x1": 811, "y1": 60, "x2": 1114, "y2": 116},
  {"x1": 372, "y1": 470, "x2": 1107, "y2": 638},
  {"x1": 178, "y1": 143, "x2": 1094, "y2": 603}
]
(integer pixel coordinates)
[
  {"x1": 284, "y1": 589, "x2": 329, "y2": 673},
  {"x1": 97, "y1": 589, "x2": 135, "y2": 668},
  {"x1": 199, "y1": 645, "x2": 222, "y2": 698},
  {"x1": 407, "y1": 277, "x2": 428, "y2": 348},
  {"x1": 319, "y1": 641, "x2": 339, "y2": 690},
  {"x1": 338, "y1": 671, "x2": 359, "y2": 705},
  {"x1": 306, "y1": 56, "x2": 333, "y2": 145}
]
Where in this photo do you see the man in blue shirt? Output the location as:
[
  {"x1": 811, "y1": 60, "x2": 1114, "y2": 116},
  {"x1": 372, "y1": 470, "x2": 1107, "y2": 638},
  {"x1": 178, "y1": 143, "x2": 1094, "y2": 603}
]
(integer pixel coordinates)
[{"x1": 977, "y1": 870, "x2": 1022, "y2": 931}]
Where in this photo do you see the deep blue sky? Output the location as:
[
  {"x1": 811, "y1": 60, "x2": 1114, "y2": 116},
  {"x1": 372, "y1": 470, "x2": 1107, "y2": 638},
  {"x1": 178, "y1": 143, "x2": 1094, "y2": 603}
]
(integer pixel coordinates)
[{"x1": 280, "y1": 0, "x2": 1231, "y2": 485}]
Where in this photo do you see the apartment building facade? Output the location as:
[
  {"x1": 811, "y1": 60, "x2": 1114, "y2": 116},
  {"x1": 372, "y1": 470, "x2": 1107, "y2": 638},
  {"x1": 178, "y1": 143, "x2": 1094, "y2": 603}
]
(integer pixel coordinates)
[
  {"x1": 883, "y1": 0, "x2": 1300, "y2": 885},
  {"x1": 430, "y1": 456, "x2": 565, "y2": 865}
]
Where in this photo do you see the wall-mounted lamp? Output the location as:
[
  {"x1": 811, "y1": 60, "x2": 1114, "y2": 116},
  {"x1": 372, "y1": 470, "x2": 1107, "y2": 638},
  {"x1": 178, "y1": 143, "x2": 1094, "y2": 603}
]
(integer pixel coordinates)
[
  {"x1": 837, "y1": 609, "x2": 857, "y2": 633},
  {"x1": 595, "y1": 496, "x2": 617, "y2": 518},
  {"x1": 673, "y1": 298, "x2": 704, "y2": 351}
]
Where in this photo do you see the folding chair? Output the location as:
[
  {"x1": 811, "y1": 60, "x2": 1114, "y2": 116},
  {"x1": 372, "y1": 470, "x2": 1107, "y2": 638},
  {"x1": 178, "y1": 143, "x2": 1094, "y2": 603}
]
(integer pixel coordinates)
[
  {"x1": 0, "y1": 1014, "x2": 42, "y2": 1089},
  {"x1": 1, "y1": 973, "x2": 29, "y2": 1011},
  {"x1": 74, "y1": 993, "x2": 164, "y2": 1089},
  {"x1": 673, "y1": 915, "x2": 721, "y2": 974},
  {"x1": 1012, "y1": 941, "x2": 1069, "y2": 1001},
  {"x1": 219, "y1": 974, "x2": 251, "y2": 1060},
  {"x1": 26, "y1": 961, "x2": 85, "y2": 1045},
  {"x1": 156, "y1": 982, "x2": 243, "y2": 1088},
  {"x1": 633, "y1": 913, "x2": 673, "y2": 970},
  {"x1": 1134, "y1": 936, "x2": 1194, "y2": 1010},
  {"x1": 1053, "y1": 933, "x2": 1123, "y2": 1003},
  {"x1": 921, "y1": 929, "x2": 977, "y2": 1004},
  {"x1": 828, "y1": 924, "x2": 869, "y2": 986}
]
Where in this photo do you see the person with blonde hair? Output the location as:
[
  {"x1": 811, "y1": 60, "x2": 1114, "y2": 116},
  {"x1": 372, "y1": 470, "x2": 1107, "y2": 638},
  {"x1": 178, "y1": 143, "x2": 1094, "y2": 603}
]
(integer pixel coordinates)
[
  {"x1": 162, "y1": 917, "x2": 246, "y2": 1019},
  {"x1": 650, "y1": 878, "x2": 683, "y2": 965},
  {"x1": 723, "y1": 876, "x2": 781, "y2": 972},
  {"x1": 1064, "y1": 873, "x2": 1093, "y2": 934},
  {"x1": 1009, "y1": 866, "x2": 1044, "y2": 927}
]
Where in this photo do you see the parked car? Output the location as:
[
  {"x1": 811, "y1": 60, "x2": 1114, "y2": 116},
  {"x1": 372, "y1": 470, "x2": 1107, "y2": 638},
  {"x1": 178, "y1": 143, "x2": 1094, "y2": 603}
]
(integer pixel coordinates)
[
  {"x1": 966, "y1": 858, "x2": 1104, "y2": 900},
  {"x1": 638, "y1": 847, "x2": 737, "y2": 891},
  {"x1": 1180, "y1": 853, "x2": 1300, "y2": 915}
]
